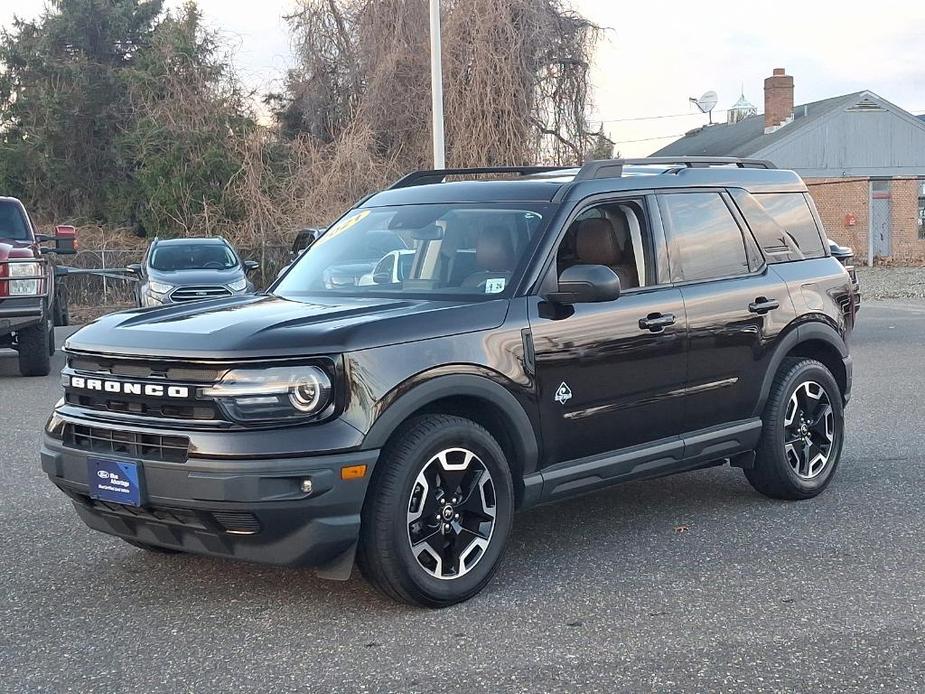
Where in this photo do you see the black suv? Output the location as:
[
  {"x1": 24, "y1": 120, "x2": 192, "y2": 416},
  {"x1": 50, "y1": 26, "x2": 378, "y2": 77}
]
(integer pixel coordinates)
[{"x1": 42, "y1": 158, "x2": 857, "y2": 607}]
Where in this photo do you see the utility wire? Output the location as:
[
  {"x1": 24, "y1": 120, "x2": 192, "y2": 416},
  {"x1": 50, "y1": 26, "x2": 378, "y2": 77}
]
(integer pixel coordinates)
[{"x1": 597, "y1": 110, "x2": 728, "y2": 123}]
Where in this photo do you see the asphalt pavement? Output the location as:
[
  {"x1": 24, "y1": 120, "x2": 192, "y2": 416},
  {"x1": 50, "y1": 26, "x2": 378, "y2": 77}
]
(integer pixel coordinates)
[{"x1": 1, "y1": 302, "x2": 923, "y2": 693}]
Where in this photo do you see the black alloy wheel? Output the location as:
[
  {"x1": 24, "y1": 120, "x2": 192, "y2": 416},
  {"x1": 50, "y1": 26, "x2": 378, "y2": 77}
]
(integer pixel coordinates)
[
  {"x1": 782, "y1": 380, "x2": 836, "y2": 480},
  {"x1": 746, "y1": 357, "x2": 844, "y2": 500},
  {"x1": 406, "y1": 447, "x2": 497, "y2": 580},
  {"x1": 358, "y1": 414, "x2": 513, "y2": 607}
]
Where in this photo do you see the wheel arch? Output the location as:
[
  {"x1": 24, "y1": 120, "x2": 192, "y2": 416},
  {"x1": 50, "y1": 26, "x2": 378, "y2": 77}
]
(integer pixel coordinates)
[
  {"x1": 754, "y1": 320, "x2": 849, "y2": 417},
  {"x1": 363, "y1": 373, "x2": 540, "y2": 507}
]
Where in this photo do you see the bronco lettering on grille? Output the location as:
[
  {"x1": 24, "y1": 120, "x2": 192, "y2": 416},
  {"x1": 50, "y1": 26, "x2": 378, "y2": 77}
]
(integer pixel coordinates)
[{"x1": 69, "y1": 375, "x2": 190, "y2": 399}]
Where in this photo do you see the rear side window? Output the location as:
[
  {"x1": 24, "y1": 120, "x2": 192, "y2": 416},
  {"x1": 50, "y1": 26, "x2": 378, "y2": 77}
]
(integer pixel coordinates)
[
  {"x1": 732, "y1": 190, "x2": 826, "y2": 262},
  {"x1": 658, "y1": 192, "x2": 750, "y2": 282}
]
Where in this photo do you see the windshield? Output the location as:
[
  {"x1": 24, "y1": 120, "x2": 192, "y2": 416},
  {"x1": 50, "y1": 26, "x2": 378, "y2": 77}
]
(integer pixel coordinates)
[
  {"x1": 0, "y1": 200, "x2": 31, "y2": 240},
  {"x1": 150, "y1": 243, "x2": 238, "y2": 271},
  {"x1": 274, "y1": 203, "x2": 550, "y2": 300}
]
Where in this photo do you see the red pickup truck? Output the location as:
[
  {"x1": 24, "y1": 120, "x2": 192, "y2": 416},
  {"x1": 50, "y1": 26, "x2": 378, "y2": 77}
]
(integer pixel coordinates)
[{"x1": 0, "y1": 196, "x2": 76, "y2": 376}]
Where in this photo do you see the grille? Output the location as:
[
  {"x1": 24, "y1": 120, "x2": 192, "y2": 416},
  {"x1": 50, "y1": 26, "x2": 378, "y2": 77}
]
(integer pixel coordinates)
[
  {"x1": 64, "y1": 423, "x2": 189, "y2": 463},
  {"x1": 87, "y1": 498, "x2": 207, "y2": 529},
  {"x1": 68, "y1": 356, "x2": 224, "y2": 382},
  {"x1": 170, "y1": 285, "x2": 232, "y2": 302},
  {"x1": 65, "y1": 392, "x2": 219, "y2": 420}
]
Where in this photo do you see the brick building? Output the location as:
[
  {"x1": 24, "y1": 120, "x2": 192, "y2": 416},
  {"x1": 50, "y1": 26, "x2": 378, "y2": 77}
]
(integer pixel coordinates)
[{"x1": 652, "y1": 69, "x2": 925, "y2": 264}]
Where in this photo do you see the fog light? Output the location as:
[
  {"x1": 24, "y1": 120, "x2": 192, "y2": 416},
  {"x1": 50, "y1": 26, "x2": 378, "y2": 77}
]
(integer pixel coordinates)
[{"x1": 300, "y1": 478, "x2": 313, "y2": 495}]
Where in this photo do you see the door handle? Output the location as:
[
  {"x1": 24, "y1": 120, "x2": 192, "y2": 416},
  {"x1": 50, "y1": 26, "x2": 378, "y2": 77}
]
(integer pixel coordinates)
[
  {"x1": 748, "y1": 297, "x2": 780, "y2": 314},
  {"x1": 639, "y1": 312, "x2": 676, "y2": 332}
]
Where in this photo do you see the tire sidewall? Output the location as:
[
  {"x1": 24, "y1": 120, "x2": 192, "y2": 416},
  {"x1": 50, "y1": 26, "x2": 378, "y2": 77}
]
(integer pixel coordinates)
[
  {"x1": 386, "y1": 420, "x2": 514, "y2": 603},
  {"x1": 770, "y1": 362, "x2": 844, "y2": 494}
]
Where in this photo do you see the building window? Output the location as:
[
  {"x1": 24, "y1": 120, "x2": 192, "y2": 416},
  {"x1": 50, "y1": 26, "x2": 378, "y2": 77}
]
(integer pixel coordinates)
[{"x1": 919, "y1": 181, "x2": 925, "y2": 240}]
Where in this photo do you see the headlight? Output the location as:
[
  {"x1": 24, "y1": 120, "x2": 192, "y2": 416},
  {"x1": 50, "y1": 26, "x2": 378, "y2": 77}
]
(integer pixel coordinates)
[
  {"x1": 147, "y1": 280, "x2": 174, "y2": 294},
  {"x1": 227, "y1": 277, "x2": 247, "y2": 292},
  {"x1": 9, "y1": 262, "x2": 41, "y2": 295},
  {"x1": 202, "y1": 366, "x2": 333, "y2": 423}
]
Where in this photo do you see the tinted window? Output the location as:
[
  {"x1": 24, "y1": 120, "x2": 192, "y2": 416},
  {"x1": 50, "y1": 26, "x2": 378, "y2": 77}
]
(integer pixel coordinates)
[
  {"x1": 754, "y1": 193, "x2": 825, "y2": 258},
  {"x1": 658, "y1": 193, "x2": 749, "y2": 281},
  {"x1": 0, "y1": 200, "x2": 31, "y2": 240},
  {"x1": 557, "y1": 199, "x2": 653, "y2": 289},
  {"x1": 274, "y1": 204, "x2": 549, "y2": 300}
]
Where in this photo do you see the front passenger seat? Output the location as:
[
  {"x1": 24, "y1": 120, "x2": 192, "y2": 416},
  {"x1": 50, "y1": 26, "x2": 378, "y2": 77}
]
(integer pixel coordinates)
[
  {"x1": 574, "y1": 218, "x2": 639, "y2": 289},
  {"x1": 460, "y1": 226, "x2": 516, "y2": 292}
]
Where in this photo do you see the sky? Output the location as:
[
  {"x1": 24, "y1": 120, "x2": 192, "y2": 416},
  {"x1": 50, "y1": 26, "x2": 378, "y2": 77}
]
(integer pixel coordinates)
[{"x1": 3, "y1": 0, "x2": 925, "y2": 156}]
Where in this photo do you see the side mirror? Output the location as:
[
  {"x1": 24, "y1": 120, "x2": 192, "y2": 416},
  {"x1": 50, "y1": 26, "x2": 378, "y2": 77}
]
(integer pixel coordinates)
[
  {"x1": 126, "y1": 263, "x2": 143, "y2": 276},
  {"x1": 54, "y1": 225, "x2": 77, "y2": 254},
  {"x1": 244, "y1": 260, "x2": 259, "y2": 273},
  {"x1": 38, "y1": 225, "x2": 78, "y2": 254},
  {"x1": 372, "y1": 271, "x2": 392, "y2": 285},
  {"x1": 545, "y1": 265, "x2": 621, "y2": 304}
]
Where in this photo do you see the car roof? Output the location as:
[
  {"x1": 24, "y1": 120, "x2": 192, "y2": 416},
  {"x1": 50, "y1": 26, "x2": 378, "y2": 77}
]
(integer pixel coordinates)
[
  {"x1": 362, "y1": 159, "x2": 807, "y2": 207},
  {"x1": 153, "y1": 237, "x2": 229, "y2": 246}
]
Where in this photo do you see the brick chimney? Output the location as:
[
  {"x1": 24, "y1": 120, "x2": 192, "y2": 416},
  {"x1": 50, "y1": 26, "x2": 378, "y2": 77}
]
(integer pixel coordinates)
[{"x1": 764, "y1": 68, "x2": 794, "y2": 132}]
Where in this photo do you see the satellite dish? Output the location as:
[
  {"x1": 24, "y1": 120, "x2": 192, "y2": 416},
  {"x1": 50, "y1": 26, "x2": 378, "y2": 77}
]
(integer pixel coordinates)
[{"x1": 690, "y1": 90, "x2": 719, "y2": 123}]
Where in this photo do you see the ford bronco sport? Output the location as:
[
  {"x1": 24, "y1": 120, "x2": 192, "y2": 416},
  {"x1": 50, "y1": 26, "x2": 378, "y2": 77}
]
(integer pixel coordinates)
[{"x1": 42, "y1": 158, "x2": 857, "y2": 607}]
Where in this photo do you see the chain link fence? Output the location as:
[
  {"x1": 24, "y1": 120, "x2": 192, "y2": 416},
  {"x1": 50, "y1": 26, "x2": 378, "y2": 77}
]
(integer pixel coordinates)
[{"x1": 58, "y1": 245, "x2": 292, "y2": 309}]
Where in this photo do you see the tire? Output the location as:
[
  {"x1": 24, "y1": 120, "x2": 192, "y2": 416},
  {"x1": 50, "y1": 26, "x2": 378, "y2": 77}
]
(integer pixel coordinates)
[
  {"x1": 47, "y1": 321, "x2": 55, "y2": 356},
  {"x1": 122, "y1": 538, "x2": 181, "y2": 555},
  {"x1": 17, "y1": 319, "x2": 52, "y2": 377},
  {"x1": 53, "y1": 289, "x2": 69, "y2": 326},
  {"x1": 358, "y1": 414, "x2": 514, "y2": 607},
  {"x1": 745, "y1": 358, "x2": 844, "y2": 500}
]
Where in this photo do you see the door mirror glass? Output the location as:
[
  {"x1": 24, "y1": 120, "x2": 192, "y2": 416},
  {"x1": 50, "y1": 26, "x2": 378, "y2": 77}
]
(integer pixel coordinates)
[{"x1": 546, "y1": 265, "x2": 621, "y2": 304}]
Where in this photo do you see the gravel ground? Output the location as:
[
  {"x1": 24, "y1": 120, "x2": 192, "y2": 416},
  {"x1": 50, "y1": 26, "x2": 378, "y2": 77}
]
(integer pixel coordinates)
[{"x1": 857, "y1": 266, "x2": 925, "y2": 300}]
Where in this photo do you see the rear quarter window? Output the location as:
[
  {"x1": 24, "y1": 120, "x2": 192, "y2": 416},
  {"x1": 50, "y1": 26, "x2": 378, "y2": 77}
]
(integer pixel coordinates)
[{"x1": 731, "y1": 190, "x2": 826, "y2": 262}]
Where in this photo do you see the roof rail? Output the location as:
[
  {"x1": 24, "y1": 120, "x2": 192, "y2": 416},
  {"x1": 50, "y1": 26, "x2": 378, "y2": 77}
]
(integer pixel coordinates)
[
  {"x1": 574, "y1": 157, "x2": 776, "y2": 181},
  {"x1": 387, "y1": 166, "x2": 567, "y2": 190}
]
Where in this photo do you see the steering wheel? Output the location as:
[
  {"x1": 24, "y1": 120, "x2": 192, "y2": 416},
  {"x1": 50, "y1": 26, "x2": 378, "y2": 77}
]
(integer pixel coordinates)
[{"x1": 202, "y1": 261, "x2": 225, "y2": 269}]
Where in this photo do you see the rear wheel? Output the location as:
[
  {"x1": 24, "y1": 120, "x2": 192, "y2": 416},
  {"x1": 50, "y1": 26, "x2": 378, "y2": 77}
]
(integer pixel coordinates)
[
  {"x1": 17, "y1": 318, "x2": 52, "y2": 376},
  {"x1": 745, "y1": 358, "x2": 844, "y2": 500},
  {"x1": 358, "y1": 415, "x2": 514, "y2": 607}
]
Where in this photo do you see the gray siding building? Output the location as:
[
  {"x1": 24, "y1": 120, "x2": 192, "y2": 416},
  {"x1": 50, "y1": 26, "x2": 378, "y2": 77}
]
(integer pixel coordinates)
[{"x1": 653, "y1": 69, "x2": 925, "y2": 264}]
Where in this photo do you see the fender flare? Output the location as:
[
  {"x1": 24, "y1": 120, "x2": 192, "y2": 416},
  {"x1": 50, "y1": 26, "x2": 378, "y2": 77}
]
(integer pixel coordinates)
[
  {"x1": 363, "y1": 373, "x2": 540, "y2": 477},
  {"x1": 754, "y1": 320, "x2": 848, "y2": 416}
]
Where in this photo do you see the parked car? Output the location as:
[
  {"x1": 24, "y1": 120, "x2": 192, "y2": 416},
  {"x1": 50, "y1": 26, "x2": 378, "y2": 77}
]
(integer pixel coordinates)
[
  {"x1": 128, "y1": 236, "x2": 258, "y2": 307},
  {"x1": 828, "y1": 238, "x2": 860, "y2": 308},
  {"x1": 42, "y1": 158, "x2": 858, "y2": 607},
  {"x1": 0, "y1": 196, "x2": 76, "y2": 376}
]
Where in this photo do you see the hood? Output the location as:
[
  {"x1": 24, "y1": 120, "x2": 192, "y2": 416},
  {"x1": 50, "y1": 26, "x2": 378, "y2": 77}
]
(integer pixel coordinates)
[
  {"x1": 0, "y1": 240, "x2": 36, "y2": 261},
  {"x1": 65, "y1": 293, "x2": 510, "y2": 359},
  {"x1": 147, "y1": 266, "x2": 244, "y2": 286}
]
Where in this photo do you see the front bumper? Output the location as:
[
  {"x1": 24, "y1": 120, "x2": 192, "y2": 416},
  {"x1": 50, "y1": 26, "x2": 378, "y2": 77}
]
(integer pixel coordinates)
[
  {"x1": 0, "y1": 297, "x2": 44, "y2": 335},
  {"x1": 42, "y1": 436, "x2": 380, "y2": 576}
]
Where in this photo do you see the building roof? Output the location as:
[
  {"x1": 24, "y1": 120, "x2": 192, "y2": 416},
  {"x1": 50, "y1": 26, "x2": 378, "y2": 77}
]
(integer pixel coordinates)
[{"x1": 652, "y1": 92, "x2": 865, "y2": 158}]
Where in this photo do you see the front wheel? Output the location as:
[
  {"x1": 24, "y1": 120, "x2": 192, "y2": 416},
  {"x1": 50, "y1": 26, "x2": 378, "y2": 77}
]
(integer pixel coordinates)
[
  {"x1": 358, "y1": 415, "x2": 514, "y2": 607},
  {"x1": 745, "y1": 358, "x2": 844, "y2": 500}
]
